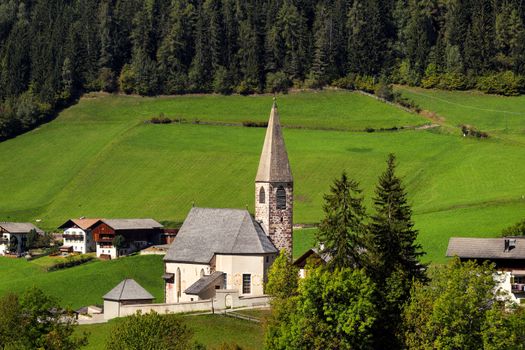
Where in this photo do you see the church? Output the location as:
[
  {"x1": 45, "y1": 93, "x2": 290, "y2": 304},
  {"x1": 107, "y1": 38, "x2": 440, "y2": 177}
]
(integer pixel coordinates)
[{"x1": 163, "y1": 100, "x2": 293, "y2": 302}]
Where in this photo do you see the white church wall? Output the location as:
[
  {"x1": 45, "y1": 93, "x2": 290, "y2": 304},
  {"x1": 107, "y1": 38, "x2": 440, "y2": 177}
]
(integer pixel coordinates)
[
  {"x1": 165, "y1": 262, "x2": 211, "y2": 303},
  {"x1": 215, "y1": 254, "x2": 266, "y2": 296}
]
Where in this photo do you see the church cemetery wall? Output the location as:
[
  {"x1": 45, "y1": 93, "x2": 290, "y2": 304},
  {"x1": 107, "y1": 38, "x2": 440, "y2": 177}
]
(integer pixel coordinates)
[{"x1": 113, "y1": 293, "x2": 271, "y2": 320}]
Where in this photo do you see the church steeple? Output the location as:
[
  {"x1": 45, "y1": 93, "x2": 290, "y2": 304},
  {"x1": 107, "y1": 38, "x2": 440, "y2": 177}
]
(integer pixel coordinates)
[
  {"x1": 255, "y1": 99, "x2": 293, "y2": 183},
  {"x1": 255, "y1": 99, "x2": 293, "y2": 254}
]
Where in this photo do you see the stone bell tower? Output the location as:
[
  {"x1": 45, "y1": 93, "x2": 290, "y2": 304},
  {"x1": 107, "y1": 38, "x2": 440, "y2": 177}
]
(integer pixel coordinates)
[{"x1": 255, "y1": 99, "x2": 293, "y2": 254}]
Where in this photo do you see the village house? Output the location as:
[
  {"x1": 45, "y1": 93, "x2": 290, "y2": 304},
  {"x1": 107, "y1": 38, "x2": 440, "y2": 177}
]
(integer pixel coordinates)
[
  {"x1": 293, "y1": 247, "x2": 331, "y2": 278},
  {"x1": 164, "y1": 100, "x2": 293, "y2": 303},
  {"x1": 447, "y1": 236, "x2": 525, "y2": 303},
  {"x1": 0, "y1": 222, "x2": 43, "y2": 256},
  {"x1": 92, "y1": 219, "x2": 163, "y2": 259},
  {"x1": 58, "y1": 218, "x2": 100, "y2": 254}
]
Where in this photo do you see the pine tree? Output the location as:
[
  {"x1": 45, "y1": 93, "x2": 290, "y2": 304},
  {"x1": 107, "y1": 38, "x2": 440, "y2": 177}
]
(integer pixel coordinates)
[
  {"x1": 367, "y1": 153, "x2": 426, "y2": 349},
  {"x1": 316, "y1": 171, "x2": 367, "y2": 270},
  {"x1": 464, "y1": 0, "x2": 495, "y2": 74},
  {"x1": 277, "y1": 0, "x2": 308, "y2": 80},
  {"x1": 368, "y1": 153, "x2": 425, "y2": 281},
  {"x1": 157, "y1": 0, "x2": 195, "y2": 94},
  {"x1": 309, "y1": 2, "x2": 333, "y2": 85},
  {"x1": 347, "y1": 0, "x2": 388, "y2": 76},
  {"x1": 188, "y1": 6, "x2": 212, "y2": 92}
]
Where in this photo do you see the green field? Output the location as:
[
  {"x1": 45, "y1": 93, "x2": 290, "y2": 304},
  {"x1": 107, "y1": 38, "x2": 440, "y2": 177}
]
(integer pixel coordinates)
[
  {"x1": 0, "y1": 254, "x2": 164, "y2": 309},
  {"x1": 78, "y1": 314, "x2": 264, "y2": 350},
  {"x1": 1, "y1": 89, "x2": 525, "y2": 263},
  {"x1": 396, "y1": 86, "x2": 525, "y2": 133}
]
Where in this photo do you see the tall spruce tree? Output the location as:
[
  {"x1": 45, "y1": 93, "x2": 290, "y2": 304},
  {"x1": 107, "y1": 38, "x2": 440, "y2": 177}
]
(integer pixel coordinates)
[
  {"x1": 316, "y1": 171, "x2": 367, "y2": 270},
  {"x1": 367, "y1": 153, "x2": 425, "y2": 349}
]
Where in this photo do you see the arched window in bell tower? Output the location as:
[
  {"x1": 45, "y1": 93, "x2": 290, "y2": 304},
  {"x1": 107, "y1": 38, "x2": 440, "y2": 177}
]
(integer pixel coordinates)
[
  {"x1": 276, "y1": 186, "x2": 286, "y2": 209},
  {"x1": 259, "y1": 187, "x2": 265, "y2": 204}
]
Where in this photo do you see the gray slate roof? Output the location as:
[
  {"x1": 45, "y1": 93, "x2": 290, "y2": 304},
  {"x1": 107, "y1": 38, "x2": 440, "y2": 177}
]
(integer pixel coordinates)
[
  {"x1": 447, "y1": 237, "x2": 525, "y2": 259},
  {"x1": 164, "y1": 207, "x2": 278, "y2": 263},
  {"x1": 103, "y1": 279, "x2": 155, "y2": 301},
  {"x1": 255, "y1": 100, "x2": 293, "y2": 183},
  {"x1": 0, "y1": 222, "x2": 43, "y2": 234},
  {"x1": 185, "y1": 271, "x2": 225, "y2": 295},
  {"x1": 102, "y1": 219, "x2": 163, "y2": 230}
]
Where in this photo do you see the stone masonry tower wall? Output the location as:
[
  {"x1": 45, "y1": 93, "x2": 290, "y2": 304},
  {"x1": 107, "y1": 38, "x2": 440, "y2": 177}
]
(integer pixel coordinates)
[{"x1": 255, "y1": 99, "x2": 293, "y2": 254}]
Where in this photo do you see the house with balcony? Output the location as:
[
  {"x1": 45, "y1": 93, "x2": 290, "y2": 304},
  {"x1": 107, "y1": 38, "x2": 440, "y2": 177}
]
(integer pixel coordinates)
[
  {"x1": 58, "y1": 218, "x2": 100, "y2": 254},
  {"x1": 0, "y1": 222, "x2": 44, "y2": 256},
  {"x1": 92, "y1": 219, "x2": 163, "y2": 259},
  {"x1": 447, "y1": 236, "x2": 525, "y2": 303}
]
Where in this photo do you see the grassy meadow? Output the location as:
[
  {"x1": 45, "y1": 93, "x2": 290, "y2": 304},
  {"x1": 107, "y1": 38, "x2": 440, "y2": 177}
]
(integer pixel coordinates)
[
  {"x1": 78, "y1": 314, "x2": 264, "y2": 350},
  {"x1": 1, "y1": 89, "x2": 525, "y2": 265},
  {"x1": 0, "y1": 254, "x2": 164, "y2": 309}
]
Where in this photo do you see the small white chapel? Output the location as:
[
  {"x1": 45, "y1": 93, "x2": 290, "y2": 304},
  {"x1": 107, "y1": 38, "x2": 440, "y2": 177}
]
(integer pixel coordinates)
[{"x1": 163, "y1": 100, "x2": 294, "y2": 303}]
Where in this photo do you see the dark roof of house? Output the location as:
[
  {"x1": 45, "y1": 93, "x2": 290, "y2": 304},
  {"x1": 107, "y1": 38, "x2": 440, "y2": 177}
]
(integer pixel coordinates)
[
  {"x1": 164, "y1": 207, "x2": 278, "y2": 263},
  {"x1": 255, "y1": 100, "x2": 293, "y2": 183},
  {"x1": 185, "y1": 271, "x2": 225, "y2": 295},
  {"x1": 446, "y1": 237, "x2": 525, "y2": 260},
  {"x1": 100, "y1": 219, "x2": 163, "y2": 231},
  {"x1": 293, "y1": 248, "x2": 332, "y2": 267},
  {"x1": 103, "y1": 279, "x2": 155, "y2": 301},
  {"x1": 58, "y1": 218, "x2": 102, "y2": 230},
  {"x1": 0, "y1": 222, "x2": 43, "y2": 234}
]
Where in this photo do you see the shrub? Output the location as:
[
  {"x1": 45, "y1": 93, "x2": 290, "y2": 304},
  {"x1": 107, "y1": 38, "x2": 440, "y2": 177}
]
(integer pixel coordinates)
[
  {"x1": 106, "y1": 311, "x2": 199, "y2": 350},
  {"x1": 421, "y1": 63, "x2": 440, "y2": 88},
  {"x1": 97, "y1": 67, "x2": 117, "y2": 93},
  {"x1": 266, "y1": 71, "x2": 291, "y2": 93},
  {"x1": 375, "y1": 82, "x2": 395, "y2": 101},
  {"x1": 242, "y1": 121, "x2": 268, "y2": 128},
  {"x1": 119, "y1": 64, "x2": 136, "y2": 94},
  {"x1": 213, "y1": 66, "x2": 233, "y2": 95},
  {"x1": 476, "y1": 71, "x2": 525, "y2": 96},
  {"x1": 354, "y1": 75, "x2": 376, "y2": 93},
  {"x1": 461, "y1": 125, "x2": 489, "y2": 138},
  {"x1": 438, "y1": 72, "x2": 468, "y2": 90},
  {"x1": 47, "y1": 255, "x2": 94, "y2": 271},
  {"x1": 331, "y1": 75, "x2": 355, "y2": 90},
  {"x1": 235, "y1": 80, "x2": 257, "y2": 95}
]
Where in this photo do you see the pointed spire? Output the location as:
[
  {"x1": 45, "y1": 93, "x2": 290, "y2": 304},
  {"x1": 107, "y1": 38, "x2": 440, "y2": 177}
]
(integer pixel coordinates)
[{"x1": 255, "y1": 99, "x2": 293, "y2": 183}]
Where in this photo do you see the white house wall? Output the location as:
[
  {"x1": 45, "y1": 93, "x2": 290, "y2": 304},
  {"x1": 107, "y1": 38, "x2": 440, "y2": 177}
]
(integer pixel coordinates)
[{"x1": 63, "y1": 228, "x2": 93, "y2": 254}]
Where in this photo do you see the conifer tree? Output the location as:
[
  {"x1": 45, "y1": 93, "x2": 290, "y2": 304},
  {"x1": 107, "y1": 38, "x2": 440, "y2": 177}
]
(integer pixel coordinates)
[
  {"x1": 366, "y1": 153, "x2": 425, "y2": 349},
  {"x1": 347, "y1": 0, "x2": 387, "y2": 76},
  {"x1": 316, "y1": 171, "x2": 367, "y2": 270}
]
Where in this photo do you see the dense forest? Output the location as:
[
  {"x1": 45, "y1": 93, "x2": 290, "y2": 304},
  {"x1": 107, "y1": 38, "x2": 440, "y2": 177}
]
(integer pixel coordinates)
[{"x1": 1, "y1": 0, "x2": 525, "y2": 140}]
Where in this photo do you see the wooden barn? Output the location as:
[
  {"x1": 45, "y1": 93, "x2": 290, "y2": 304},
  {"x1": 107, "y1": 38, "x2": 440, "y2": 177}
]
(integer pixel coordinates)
[{"x1": 92, "y1": 219, "x2": 163, "y2": 259}]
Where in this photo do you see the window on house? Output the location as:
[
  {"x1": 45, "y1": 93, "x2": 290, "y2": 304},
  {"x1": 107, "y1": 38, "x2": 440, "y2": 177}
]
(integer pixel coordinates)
[
  {"x1": 266, "y1": 256, "x2": 269, "y2": 263},
  {"x1": 224, "y1": 273, "x2": 228, "y2": 289},
  {"x1": 516, "y1": 276, "x2": 525, "y2": 284},
  {"x1": 276, "y1": 186, "x2": 286, "y2": 209},
  {"x1": 242, "y1": 274, "x2": 251, "y2": 294},
  {"x1": 259, "y1": 187, "x2": 265, "y2": 204}
]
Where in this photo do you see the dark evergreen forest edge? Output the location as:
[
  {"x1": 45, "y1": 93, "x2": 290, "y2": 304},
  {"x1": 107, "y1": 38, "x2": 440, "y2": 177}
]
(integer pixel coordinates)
[{"x1": 1, "y1": 0, "x2": 525, "y2": 140}]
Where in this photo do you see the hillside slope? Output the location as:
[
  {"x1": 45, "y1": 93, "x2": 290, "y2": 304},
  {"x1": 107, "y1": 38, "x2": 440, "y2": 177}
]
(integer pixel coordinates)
[{"x1": 1, "y1": 90, "x2": 525, "y2": 262}]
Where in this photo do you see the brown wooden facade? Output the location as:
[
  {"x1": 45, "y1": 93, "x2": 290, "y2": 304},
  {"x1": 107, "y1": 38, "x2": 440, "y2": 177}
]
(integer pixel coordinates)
[{"x1": 92, "y1": 222, "x2": 162, "y2": 245}]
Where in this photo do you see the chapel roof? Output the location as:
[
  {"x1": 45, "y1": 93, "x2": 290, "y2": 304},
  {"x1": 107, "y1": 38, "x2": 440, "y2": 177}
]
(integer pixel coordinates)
[
  {"x1": 255, "y1": 100, "x2": 293, "y2": 183},
  {"x1": 447, "y1": 237, "x2": 525, "y2": 260},
  {"x1": 103, "y1": 279, "x2": 154, "y2": 301},
  {"x1": 185, "y1": 271, "x2": 225, "y2": 295},
  {"x1": 164, "y1": 207, "x2": 278, "y2": 264}
]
